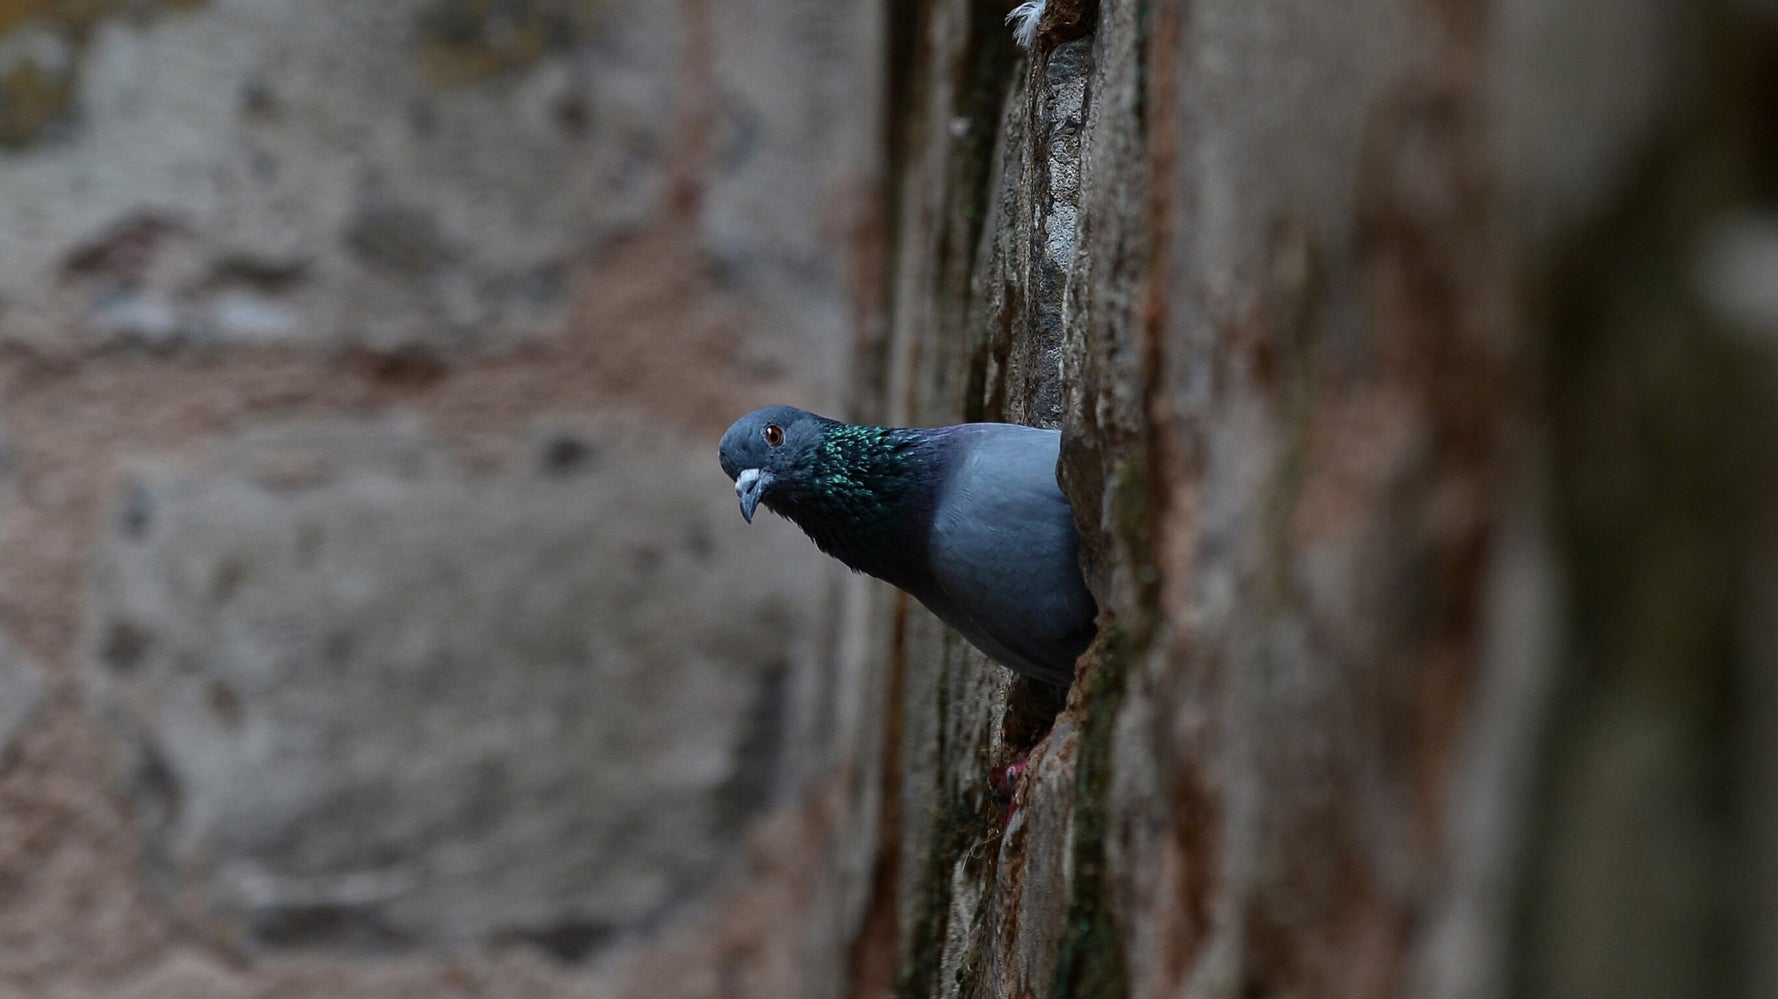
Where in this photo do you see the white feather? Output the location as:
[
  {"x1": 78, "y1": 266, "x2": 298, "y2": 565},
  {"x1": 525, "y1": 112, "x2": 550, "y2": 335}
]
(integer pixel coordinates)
[{"x1": 1005, "y1": 0, "x2": 1046, "y2": 50}]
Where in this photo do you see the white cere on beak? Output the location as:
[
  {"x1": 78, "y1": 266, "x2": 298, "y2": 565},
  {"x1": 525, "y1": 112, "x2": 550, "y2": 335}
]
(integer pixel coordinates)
[
  {"x1": 735, "y1": 467, "x2": 771, "y2": 523},
  {"x1": 735, "y1": 468, "x2": 762, "y2": 498}
]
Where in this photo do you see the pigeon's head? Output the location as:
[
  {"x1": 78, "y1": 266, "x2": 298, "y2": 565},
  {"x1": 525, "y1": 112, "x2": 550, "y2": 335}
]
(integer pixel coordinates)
[{"x1": 719, "y1": 405, "x2": 835, "y2": 523}]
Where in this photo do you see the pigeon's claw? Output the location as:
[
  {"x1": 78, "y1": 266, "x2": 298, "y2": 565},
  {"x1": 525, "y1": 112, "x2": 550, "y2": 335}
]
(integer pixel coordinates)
[
  {"x1": 990, "y1": 757, "x2": 1029, "y2": 810},
  {"x1": 735, "y1": 468, "x2": 773, "y2": 523}
]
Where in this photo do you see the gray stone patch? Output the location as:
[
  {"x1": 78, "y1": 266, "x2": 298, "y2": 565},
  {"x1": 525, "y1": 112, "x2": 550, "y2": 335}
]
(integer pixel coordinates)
[
  {"x1": 0, "y1": 421, "x2": 34, "y2": 763},
  {"x1": 0, "y1": 0, "x2": 876, "y2": 367},
  {"x1": 87, "y1": 419, "x2": 820, "y2": 955},
  {"x1": 0, "y1": 0, "x2": 679, "y2": 354},
  {"x1": 0, "y1": 633, "x2": 46, "y2": 764}
]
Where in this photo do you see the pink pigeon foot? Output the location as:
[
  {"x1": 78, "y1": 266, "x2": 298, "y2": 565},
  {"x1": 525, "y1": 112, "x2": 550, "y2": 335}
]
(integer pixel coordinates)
[{"x1": 989, "y1": 757, "x2": 1030, "y2": 830}]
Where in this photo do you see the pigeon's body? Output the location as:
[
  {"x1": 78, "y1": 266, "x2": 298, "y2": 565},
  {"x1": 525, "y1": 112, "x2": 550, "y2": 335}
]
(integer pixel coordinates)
[{"x1": 719, "y1": 406, "x2": 1095, "y2": 684}]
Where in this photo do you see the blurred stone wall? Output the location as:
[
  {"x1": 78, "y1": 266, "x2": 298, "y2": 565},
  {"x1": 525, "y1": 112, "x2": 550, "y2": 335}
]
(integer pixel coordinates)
[
  {"x1": 838, "y1": 1, "x2": 1778, "y2": 997},
  {"x1": 0, "y1": 0, "x2": 878, "y2": 996}
]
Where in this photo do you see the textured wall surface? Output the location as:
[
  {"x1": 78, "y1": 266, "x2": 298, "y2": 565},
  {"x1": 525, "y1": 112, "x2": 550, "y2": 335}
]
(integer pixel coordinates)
[
  {"x1": 90, "y1": 419, "x2": 805, "y2": 952},
  {"x1": 837, "y1": 1, "x2": 1778, "y2": 997}
]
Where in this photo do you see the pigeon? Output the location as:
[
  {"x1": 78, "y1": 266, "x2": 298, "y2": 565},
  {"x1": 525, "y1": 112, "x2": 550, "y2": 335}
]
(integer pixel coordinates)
[{"x1": 718, "y1": 405, "x2": 1096, "y2": 684}]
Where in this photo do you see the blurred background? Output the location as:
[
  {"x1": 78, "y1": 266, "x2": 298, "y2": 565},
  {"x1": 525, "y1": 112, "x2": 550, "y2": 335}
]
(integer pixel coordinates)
[
  {"x1": 0, "y1": 1, "x2": 878, "y2": 995},
  {"x1": 3, "y1": 1, "x2": 1778, "y2": 998}
]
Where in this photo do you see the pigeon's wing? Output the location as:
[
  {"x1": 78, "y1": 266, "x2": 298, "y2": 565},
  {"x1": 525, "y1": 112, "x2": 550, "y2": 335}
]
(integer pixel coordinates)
[{"x1": 923, "y1": 425, "x2": 1096, "y2": 683}]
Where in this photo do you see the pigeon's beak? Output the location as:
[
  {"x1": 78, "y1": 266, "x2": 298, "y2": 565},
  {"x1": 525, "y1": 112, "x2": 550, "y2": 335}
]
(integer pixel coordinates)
[{"x1": 735, "y1": 468, "x2": 773, "y2": 523}]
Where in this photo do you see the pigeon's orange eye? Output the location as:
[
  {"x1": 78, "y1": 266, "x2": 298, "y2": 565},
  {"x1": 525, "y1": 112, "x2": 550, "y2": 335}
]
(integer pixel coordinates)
[{"x1": 763, "y1": 424, "x2": 785, "y2": 447}]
